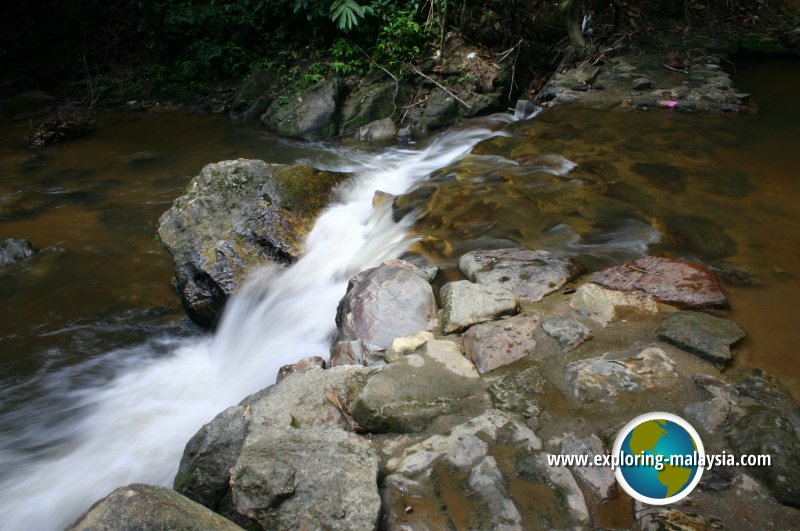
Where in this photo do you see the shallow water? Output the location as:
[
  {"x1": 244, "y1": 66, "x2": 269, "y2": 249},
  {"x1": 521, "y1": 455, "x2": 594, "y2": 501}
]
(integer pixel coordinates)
[{"x1": 0, "y1": 57, "x2": 798, "y2": 527}]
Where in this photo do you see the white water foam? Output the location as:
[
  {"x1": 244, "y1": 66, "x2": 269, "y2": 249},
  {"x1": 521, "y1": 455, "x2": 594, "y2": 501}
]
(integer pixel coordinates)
[{"x1": 0, "y1": 116, "x2": 513, "y2": 531}]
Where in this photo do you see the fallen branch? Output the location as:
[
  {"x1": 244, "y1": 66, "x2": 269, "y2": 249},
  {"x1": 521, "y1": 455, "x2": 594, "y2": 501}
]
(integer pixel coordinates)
[{"x1": 400, "y1": 62, "x2": 472, "y2": 110}]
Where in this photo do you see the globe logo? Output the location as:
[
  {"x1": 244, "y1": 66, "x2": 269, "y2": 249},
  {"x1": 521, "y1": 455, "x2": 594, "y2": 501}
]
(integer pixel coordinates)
[{"x1": 612, "y1": 412, "x2": 705, "y2": 505}]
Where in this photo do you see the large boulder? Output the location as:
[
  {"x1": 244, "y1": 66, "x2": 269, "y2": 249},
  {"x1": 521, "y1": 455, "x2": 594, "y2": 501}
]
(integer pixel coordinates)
[
  {"x1": 230, "y1": 69, "x2": 279, "y2": 123},
  {"x1": 340, "y1": 81, "x2": 397, "y2": 135},
  {"x1": 349, "y1": 339, "x2": 484, "y2": 433},
  {"x1": 158, "y1": 159, "x2": 347, "y2": 326},
  {"x1": 261, "y1": 78, "x2": 348, "y2": 140},
  {"x1": 590, "y1": 256, "x2": 728, "y2": 309},
  {"x1": 331, "y1": 260, "x2": 437, "y2": 365},
  {"x1": 68, "y1": 484, "x2": 242, "y2": 531},
  {"x1": 726, "y1": 406, "x2": 800, "y2": 508},
  {"x1": 459, "y1": 248, "x2": 582, "y2": 302},
  {"x1": 418, "y1": 90, "x2": 460, "y2": 132},
  {"x1": 174, "y1": 365, "x2": 380, "y2": 529}
]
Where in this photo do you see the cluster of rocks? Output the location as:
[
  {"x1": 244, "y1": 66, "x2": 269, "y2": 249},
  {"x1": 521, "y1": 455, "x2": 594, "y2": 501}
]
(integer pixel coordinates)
[
  {"x1": 230, "y1": 39, "x2": 519, "y2": 143},
  {"x1": 74, "y1": 244, "x2": 800, "y2": 529},
  {"x1": 541, "y1": 52, "x2": 751, "y2": 113}
]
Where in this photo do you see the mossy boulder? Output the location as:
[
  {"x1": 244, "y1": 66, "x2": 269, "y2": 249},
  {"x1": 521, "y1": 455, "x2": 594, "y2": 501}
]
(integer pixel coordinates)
[
  {"x1": 158, "y1": 159, "x2": 348, "y2": 326},
  {"x1": 261, "y1": 78, "x2": 348, "y2": 140},
  {"x1": 340, "y1": 80, "x2": 397, "y2": 135}
]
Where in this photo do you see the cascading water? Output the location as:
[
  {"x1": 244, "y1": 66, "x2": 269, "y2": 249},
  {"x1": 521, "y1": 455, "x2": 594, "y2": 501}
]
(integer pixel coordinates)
[{"x1": 0, "y1": 114, "x2": 514, "y2": 531}]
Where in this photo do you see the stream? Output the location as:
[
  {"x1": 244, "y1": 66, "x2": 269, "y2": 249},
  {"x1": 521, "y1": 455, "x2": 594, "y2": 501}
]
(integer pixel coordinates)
[{"x1": 0, "y1": 58, "x2": 798, "y2": 529}]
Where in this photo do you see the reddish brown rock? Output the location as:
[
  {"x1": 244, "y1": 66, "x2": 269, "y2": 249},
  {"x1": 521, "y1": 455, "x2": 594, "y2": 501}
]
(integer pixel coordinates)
[
  {"x1": 276, "y1": 356, "x2": 326, "y2": 382},
  {"x1": 589, "y1": 256, "x2": 728, "y2": 309}
]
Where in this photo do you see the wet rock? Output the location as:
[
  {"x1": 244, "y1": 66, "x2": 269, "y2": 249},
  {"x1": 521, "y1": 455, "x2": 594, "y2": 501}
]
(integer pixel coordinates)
[
  {"x1": 158, "y1": 160, "x2": 347, "y2": 326},
  {"x1": 694, "y1": 373, "x2": 741, "y2": 405},
  {"x1": 664, "y1": 214, "x2": 737, "y2": 261},
  {"x1": 174, "y1": 365, "x2": 373, "y2": 518},
  {"x1": 262, "y1": 78, "x2": 348, "y2": 140},
  {"x1": 514, "y1": 99, "x2": 536, "y2": 120},
  {"x1": 340, "y1": 81, "x2": 397, "y2": 134},
  {"x1": 419, "y1": 90, "x2": 460, "y2": 132},
  {"x1": 371, "y1": 190, "x2": 394, "y2": 208},
  {"x1": 726, "y1": 406, "x2": 800, "y2": 508},
  {"x1": 514, "y1": 453, "x2": 590, "y2": 527},
  {"x1": 276, "y1": 356, "x2": 326, "y2": 383},
  {"x1": 229, "y1": 425, "x2": 380, "y2": 530},
  {"x1": 68, "y1": 484, "x2": 242, "y2": 531},
  {"x1": 542, "y1": 316, "x2": 592, "y2": 350},
  {"x1": 439, "y1": 280, "x2": 519, "y2": 334},
  {"x1": 635, "y1": 502, "x2": 723, "y2": 530},
  {"x1": 331, "y1": 261, "x2": 437, "y2": 366},
  {"x1": 487, "y1": 366, "x2": 546, "y2": 418},
  {"x1": 736, "y1": 372, "x2": 800, "y2": 432},
  {"x1": 357, "y1": 117, "x2": 396, "y2": 143},
  {"x1": 384, "y1": 330, "x2": 434, "y2": 362},
  {"x1": 230, "y1": 68, "x2": 278, "y2": 123},
  {"x1": 632, "y1": 78, "x2": 654, "y2": 90},
  {"x1": 459, "y1": 248, "x2": 582, "y2": 302},
  {"x1": 382, "y1": 410, "x2": 546, "y2": 529},
  {"x1": 569, "y1": 283, "x2": 658, "y2": 327},
  {"x1": 0, "y1": 238, "x2": 35, "y2": 266},
  {"x1": 684, "y1": 397, "x2": 731, "y2": 433},
  {"x1": 560, "y1": 434, "x2": 616, "y2": 502},
  {"x1": 699, "y1": 466, "x2": 738, "y2": 492},
  {"x1": 590, "y1": 256, "x2": 729, "y2": 309},
  {"x1": 657, "y1": 311, "x2": 745, "y2": 367},
  {"x1": 467, "y1": 456, "x2": 524, "y2": 529},
  {"x1": 463, "y1": 314, "x2": 539, "y2": 374},
  {"x1": 461, "y1": 92, "x2": 504, "y2": 118},
  {"x1": 349, "y1": 339, "x2": 482, "y2": 433},
  {"x1": 564, "y1": 347, "x2": 678, "y2": 403}
]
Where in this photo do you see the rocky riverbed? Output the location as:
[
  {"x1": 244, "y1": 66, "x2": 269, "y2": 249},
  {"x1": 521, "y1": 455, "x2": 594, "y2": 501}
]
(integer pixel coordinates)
[{"x1": 69, "y1": 47, "x2": 800, "y2": 530}]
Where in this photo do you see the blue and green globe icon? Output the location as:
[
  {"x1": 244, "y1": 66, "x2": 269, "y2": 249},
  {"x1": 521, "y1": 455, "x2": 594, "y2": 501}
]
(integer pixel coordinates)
[{"x1": 613, "y1": 412, "x2": 705, "y2": 505}]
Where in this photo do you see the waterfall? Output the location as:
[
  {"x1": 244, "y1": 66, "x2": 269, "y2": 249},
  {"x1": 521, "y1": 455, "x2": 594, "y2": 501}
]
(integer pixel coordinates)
[{"x1": 0, "y1": 115, "x2": 514, "y2": 531}]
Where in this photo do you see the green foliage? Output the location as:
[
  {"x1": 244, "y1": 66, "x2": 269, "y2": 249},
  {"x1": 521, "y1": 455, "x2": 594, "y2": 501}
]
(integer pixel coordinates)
[
  {"x1": 330, "y1": 0, "x2": 371, "y2": 31},
  {"x1": 374, "y1": 5, "x2": 432, "y2": 66}
]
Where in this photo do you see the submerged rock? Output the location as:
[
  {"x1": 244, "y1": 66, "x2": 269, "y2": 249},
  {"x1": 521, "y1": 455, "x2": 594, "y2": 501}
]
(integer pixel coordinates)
[
  {"x1": 459, "y1": 248, "x2": 582, "y2": 302},
  {"x1": 564, "y1": 347, "x2": 678, "y2": 403},
  {"x1": 569, "y1": 282, "x2": 658, "y2": 327},
  {"x1": 439, "y1": 280, "x2": 519, "y2": 334},
  {"x1": 330, "y1": 260, "x2": 437, "y2": 366},
  {"x1": 463, "y1": 314, "x2": 539, "y2": 374},
  {"x1": 0, "y1": 238, "x2": 35, "y2": 266},
  {"x1": 68, "y1": 484, "x2": 242, "y2": 531},
  {"x1": 542, "y1": 316, "x2": 592, "y2": 350},
  {"x1": 657, "y1": 311, "x2": 745, "y2": 368},
  {"x1": 349, "y1": 339, "x2": 483, "y2": 433},
  {"x1": 158, "y1": 159, "x2": 347, "y2": 326},
  {"x1": 590, "y1": 256, "x2": 728, "y2": 309}
]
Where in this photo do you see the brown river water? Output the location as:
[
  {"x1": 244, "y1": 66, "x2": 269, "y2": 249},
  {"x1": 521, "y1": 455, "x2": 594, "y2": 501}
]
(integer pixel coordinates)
[{"x1": 0, "y1": 58, "x2": 798, "y2": 527}]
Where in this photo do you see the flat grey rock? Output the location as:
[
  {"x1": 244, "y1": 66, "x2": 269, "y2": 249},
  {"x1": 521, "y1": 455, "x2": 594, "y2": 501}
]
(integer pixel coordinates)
[
  {"x1": 463, "y1": 314, "x2": 539, "y2": 374},
  {"x1": 440, "y1": 280, "x2": 518, "y2": 334},
  {"x1": 658, "y1": 311, "x2": 745, "y2": 367},
  {"x1": 459, "y1": 248, "x2": 581, "y2": 302}
]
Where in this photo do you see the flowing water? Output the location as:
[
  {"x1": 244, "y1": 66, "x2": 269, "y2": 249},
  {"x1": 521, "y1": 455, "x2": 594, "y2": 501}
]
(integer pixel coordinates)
[
  {"x1": 0, "y1": 100, "x2": 514, "y2": 529},
  {"x1": 0, "y1": 58, "x2": 798, "y2": 529}
]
